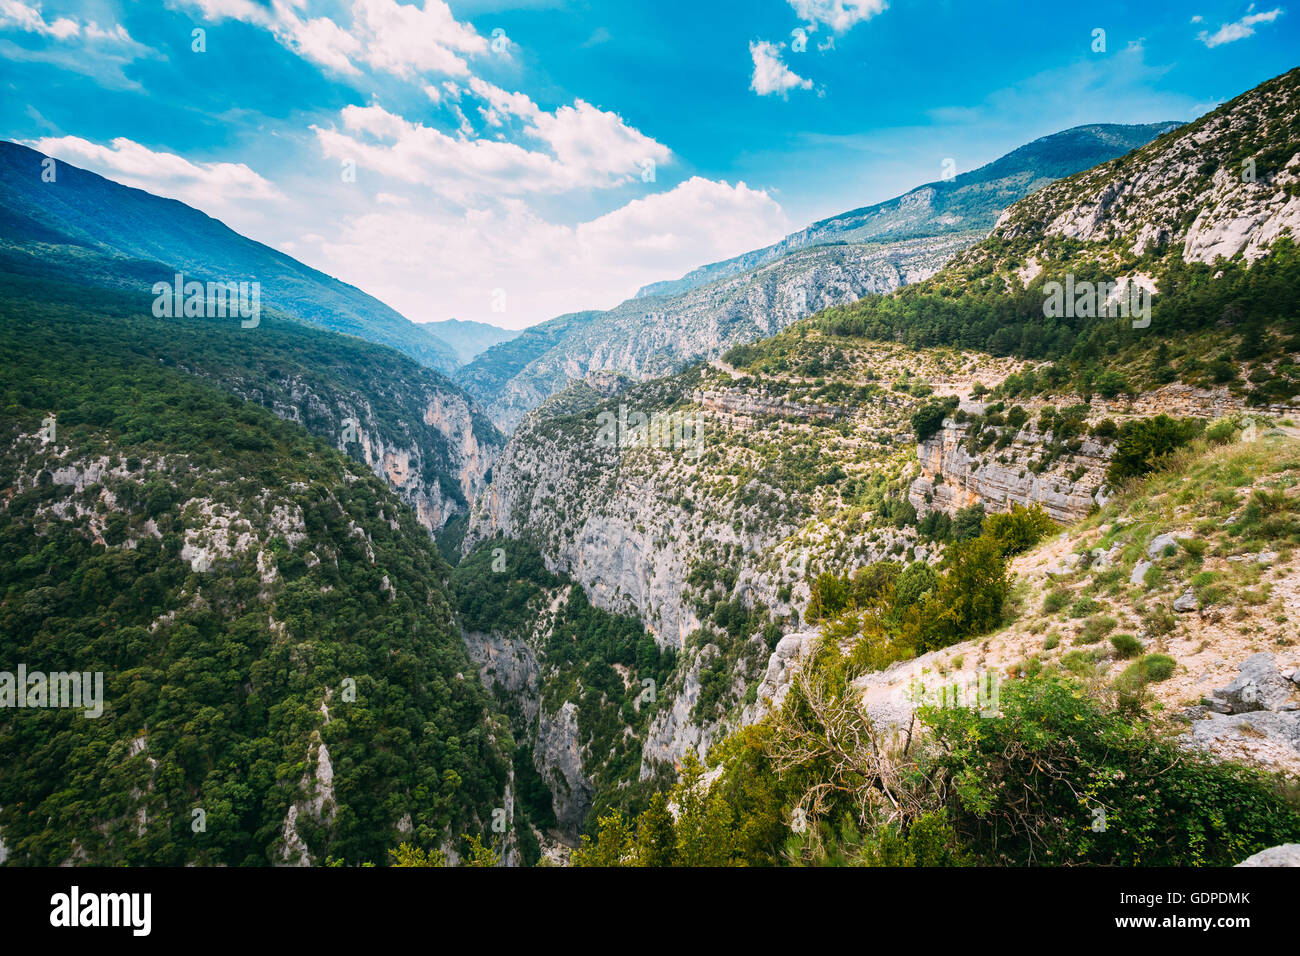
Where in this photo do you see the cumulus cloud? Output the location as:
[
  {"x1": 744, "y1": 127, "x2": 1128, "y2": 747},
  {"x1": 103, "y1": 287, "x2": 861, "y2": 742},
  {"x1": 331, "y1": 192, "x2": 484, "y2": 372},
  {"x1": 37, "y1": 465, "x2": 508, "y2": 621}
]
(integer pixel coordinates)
[
  {"x1": 787, "y1": 0, "x2": 887, "y2": 33},
  {"x1": 28, "y1": 135, "x2": 283, "y2": 216},
  {"x1": 308, "y1": 176, "x2": 790, "y2": 327},
  {"x1": 313, "y1": 95, "x2": 671, "y2": 200},
  {"x1": 0, "y1": 0, "x2": 149, "y2": 83},
  {"x1": 1198, "y1": 6, "x2": 1284, "y2": 47},
  {"x1": 749, "y1": 40, "x2": 812, "y2": 97},
  {"x1": 173, "y1": 0, "x2": 485, "y2": 77}
]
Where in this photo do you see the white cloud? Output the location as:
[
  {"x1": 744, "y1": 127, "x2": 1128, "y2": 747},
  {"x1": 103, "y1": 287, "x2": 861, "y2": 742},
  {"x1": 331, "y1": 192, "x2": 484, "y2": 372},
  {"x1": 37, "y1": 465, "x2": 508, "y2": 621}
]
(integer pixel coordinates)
[
  {"x1": 352, "y1": 0, "x2": 486, "y2": 77},
  {"x1": 749, "y1": 40, "x2": 812, "y2": 97},
  {"x1": 313, "y1": 96, "x2": 670, "y2": 201},
  {"x1": 173, "y1": 0, "x2": 485, "y2": 77},
  {"x1": 788, "y1": 0, "x2": 887, "y2": 33},
  {"x1": 0, "y1": 0, "x2": 144, "y2": 48},
  {"x1": 0, "y1": 1, "x2": 149, "y2": 87},
  {"x1": 1198, "y1": 6, "x2": 1284, "y2": 46},
  {"x1": 308, "y1": 176, "x2": 790, "y2": 327},
  {"x1": 28, "y1": 135, "x2": 283, "y2": 216}
]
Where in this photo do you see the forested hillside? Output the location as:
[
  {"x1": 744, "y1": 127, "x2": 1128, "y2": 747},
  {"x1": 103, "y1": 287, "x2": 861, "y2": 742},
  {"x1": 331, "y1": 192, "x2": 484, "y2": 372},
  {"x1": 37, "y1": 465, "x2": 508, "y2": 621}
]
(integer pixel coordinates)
[
  {"x1": 0, "y1": 141, "x2": 460, "y2": 373},
  {"x1": 0, "y1": 287, "x2": 512, "y2": 865}
]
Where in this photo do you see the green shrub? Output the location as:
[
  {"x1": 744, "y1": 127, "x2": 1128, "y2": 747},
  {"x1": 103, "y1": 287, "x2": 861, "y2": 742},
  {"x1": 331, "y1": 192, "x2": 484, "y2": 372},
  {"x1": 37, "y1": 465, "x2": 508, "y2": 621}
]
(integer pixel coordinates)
[
  {"x1": 1043, "y1": 587, "x2": 1070, "y2": 613},
  {"x1": 1078, "y1": 614, "x2": 1117, "y2": 644},
  {"x1": 1137, "y1": 653, "x2": 1176, "y2": 682},
  {"x1": 1069, "y1": 596, "x2": 1101, "y2": 618},
  {"x1": 1059, "y1": 649, "x2": 1097, "y2": 676},
  {"x1": 1141, "y1": 605, "x2": 1177, "y2": 637},
  {"x1": 984, "y1": 504, "x2": 1056, "y2": 555},
  {"x1": 1110, "y1": 633, "x2": 1143, "y2": 658},
  {"x1": 1106, "y1": 415, "x2": 1203, "y2": 485},
  {"x1": 921, "y1": 675, "x2": 1300, "y2": 866},
  {"x1": 911, "y1": 398, "x2": 957, "y2": 443}
]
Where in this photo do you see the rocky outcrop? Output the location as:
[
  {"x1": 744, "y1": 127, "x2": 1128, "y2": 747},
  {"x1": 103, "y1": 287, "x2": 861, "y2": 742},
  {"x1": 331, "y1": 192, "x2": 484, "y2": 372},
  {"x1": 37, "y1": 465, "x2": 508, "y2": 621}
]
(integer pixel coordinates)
[
  {"x1": 279, "y1": 735, "x2": 336, "y2": 867},
  {"x1": 910, "y1": 419, "x2": 1108, "y2": 523},
  {"x1": 740, "y1": 631, "x2": 819, "y2": 726},
  {"x1": 1183, "y1": 654, "x2": 1300, "y2": 773},
  {"x1": 534, "y1": 701, "x2": 593, "y2": 835},
  {"x1": 1236, "y1": 844, "x2": 1300, "y2": 867},
  {"x1": 963, "y1": 67, "x2": 1300, "y2": 279}
]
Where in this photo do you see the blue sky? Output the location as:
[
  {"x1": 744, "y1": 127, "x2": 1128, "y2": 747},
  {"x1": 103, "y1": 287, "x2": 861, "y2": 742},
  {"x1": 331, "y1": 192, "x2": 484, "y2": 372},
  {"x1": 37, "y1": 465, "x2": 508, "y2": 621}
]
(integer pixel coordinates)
[{"x1": 1, "y1": 0, "x2": 1296, "y2": 328}]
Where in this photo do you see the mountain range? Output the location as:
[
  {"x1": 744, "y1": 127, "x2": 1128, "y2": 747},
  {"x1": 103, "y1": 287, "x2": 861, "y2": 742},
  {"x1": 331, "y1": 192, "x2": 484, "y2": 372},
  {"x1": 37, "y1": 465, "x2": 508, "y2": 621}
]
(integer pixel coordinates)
[
  {"x1": 3, "y1": 65, "x2": 1299, "y2": 868},
  {"x1": 0, "y1": 141, "x2": 512, "y2": 375},
  {"x1": 455, "y1": 122, "x2": 1180, "y2": 431}
]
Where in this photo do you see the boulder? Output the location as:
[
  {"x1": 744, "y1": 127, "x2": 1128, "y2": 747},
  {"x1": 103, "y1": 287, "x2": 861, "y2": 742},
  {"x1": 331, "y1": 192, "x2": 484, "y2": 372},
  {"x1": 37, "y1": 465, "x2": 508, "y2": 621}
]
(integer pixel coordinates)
[
  {"x1": 1236, "y1": 844, "x2": 1300, "y2": 867},
  {"x1": 1130, "y1": 559, "x2": 1152, "y2": 587},
  {"x1": 1147, "y1": 532, "x2": 1189, "y2": 558},
  {"x1": 1173, "y1": 589, "x2": 1199, "y2": 612},
  {"x1": 1091, "y1": 545, "x2": 1122, "y2": 572},
  {"x1": 1209, "y1": 653, "x2": 1298, "y2": 713}
]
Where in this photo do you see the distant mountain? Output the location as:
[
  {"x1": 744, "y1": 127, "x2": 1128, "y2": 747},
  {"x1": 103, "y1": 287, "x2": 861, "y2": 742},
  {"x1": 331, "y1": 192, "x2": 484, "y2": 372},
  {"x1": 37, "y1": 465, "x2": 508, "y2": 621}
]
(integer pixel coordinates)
[
  {"x1": 454, "y1": 310, "x2": 603, "y2": 415},
  {"x1": 425, "y1": 317, "x2": 520, "y2": 364},
  {"x1": 456, "y1": 122, "x2": 1178, "y2": 431},
  {"x1": 461, "y1": 235, "x2": 974, "y2": 431},
  {"x1": 635, "y1": 122, "x2": 1181, "y2": 299},
  {"x1": 0, "y1": 140, "x2": 460, "y2": 373},
  {"x1": 801, "y1": 65, "x2": 1300, "y2": 396}
]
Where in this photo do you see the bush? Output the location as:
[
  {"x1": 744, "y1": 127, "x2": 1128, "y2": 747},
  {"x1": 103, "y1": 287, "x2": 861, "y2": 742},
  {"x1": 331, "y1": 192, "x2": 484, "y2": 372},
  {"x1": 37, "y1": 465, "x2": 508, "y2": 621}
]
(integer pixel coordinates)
[
  {"x1": 1110, "y1": 633, "x2": 1143, "y2": 658},
  {"x1": 1069, "y1": 596, "x2": 1101, "y2": 618},
  {"x1": 1043, "y1": 587, "x2": 1070, "y2": 613},
  {"x1": 911, "y1": 398, "x2": 957, "y2": 443},
  {"x1": 1106, "y1": 415, "x2": 1203, "y2": 485},
  {"x1": 1136, "y1": 653, "x2": 1176, "y2": 682},
  {"x1": 1141, "y1": 604, "x2": 1177, "y2": 637},
  {"x1": 921, "y1": 675, "x2": 1300, "y2": 866},
  {"x1": 1206, "y1": 418, "x2": 1240, "y2": 445},
  {"x1": 1078, "y1": 614, "x2": 1118, "y2": 644},
  {"x1": 985, "y1": 504, "x2": 1056, "y2": 555}
]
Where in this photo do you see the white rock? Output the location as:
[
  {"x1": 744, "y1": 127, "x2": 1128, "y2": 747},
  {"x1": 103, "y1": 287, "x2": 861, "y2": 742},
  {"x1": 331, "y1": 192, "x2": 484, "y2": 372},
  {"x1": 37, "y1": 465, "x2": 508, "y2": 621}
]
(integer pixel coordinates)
[{"x1": 1130, "y1": 559, "x2": 1153, "y2": 587}]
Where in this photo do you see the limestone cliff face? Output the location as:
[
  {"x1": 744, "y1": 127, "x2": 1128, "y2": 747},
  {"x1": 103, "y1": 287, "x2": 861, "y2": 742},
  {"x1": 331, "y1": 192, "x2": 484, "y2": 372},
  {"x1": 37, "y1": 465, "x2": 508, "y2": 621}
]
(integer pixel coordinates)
[
  {"x1": 468, "y1": 429, "x2": 711, "y2": 648},
  {"x1": 462, "y1": 603, "x2": 597, "y2": 844},
  {"x1": 910, "y1": 419, "x2": 1108, "y2": 523},
  {"x1": 220, "y1": 370, "x2": 502, "y2": 535},
  {"x1": 479, "y1": 235, "x2": 976, "y2": 431},
  {"x1": 961, "y1": 67, "x2": 1300, "y2": 279},
  {"x1": 534, "y1": 702, "x2": 593, "y2": 834},
  {"x1": 910, "y1": 385, "x2": 1300, "y2": 523},
  {"x1": 464, "y1": 347, "x2": 965, "y2": 779}
]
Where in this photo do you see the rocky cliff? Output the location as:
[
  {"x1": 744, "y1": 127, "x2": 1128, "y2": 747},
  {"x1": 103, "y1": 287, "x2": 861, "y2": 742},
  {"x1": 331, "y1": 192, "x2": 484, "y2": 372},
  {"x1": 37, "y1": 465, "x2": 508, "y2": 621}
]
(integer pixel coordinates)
[
  {"x1": 910, "y1": 385, "x2": 1300, "y2": 524},
  {"x1": 174, "y1": 335, "x2": 503, "y2": 535},
  {"x1": 956, "y1": 67, "x2": 1300, "y2": 283},
  {"x1": 474, "y1": 235, "x2": 977, "y2": 432}
]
